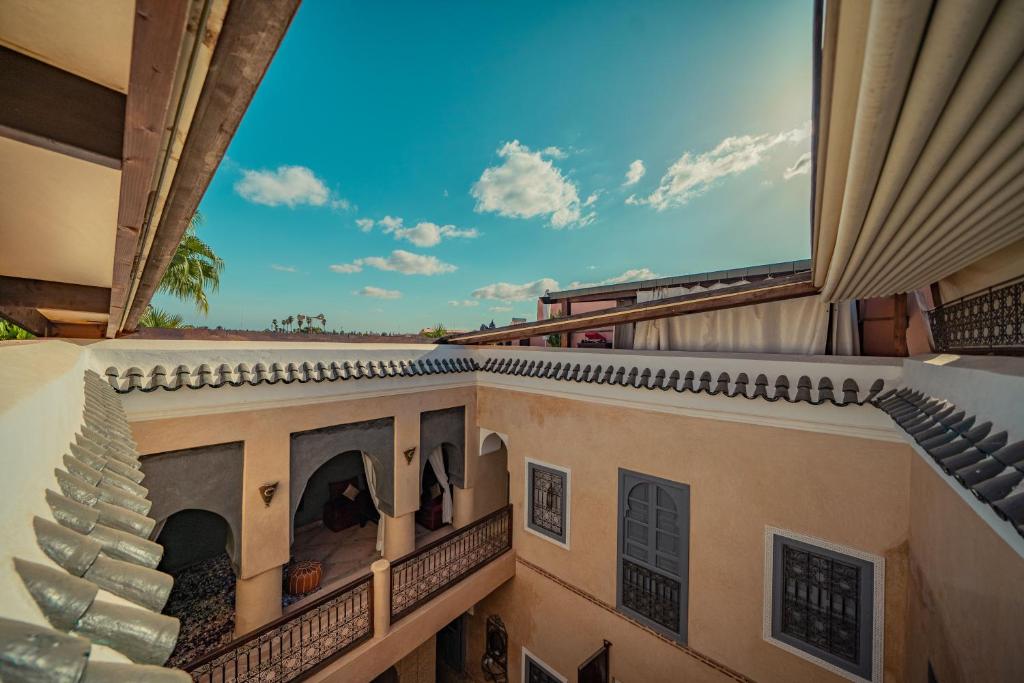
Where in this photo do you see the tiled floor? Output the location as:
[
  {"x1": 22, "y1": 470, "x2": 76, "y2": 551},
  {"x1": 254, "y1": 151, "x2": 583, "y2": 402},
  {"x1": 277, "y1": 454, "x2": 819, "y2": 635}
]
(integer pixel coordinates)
[{"x1": 286, "y1": 520, "x2": 453, "y2": 610}]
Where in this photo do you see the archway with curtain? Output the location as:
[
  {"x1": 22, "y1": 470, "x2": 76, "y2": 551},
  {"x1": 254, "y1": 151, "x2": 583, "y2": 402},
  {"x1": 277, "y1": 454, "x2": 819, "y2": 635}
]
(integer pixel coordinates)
[
  {"x1": 418, "y1": 442, "x2": 456, "y2": 532},
  {"x1": 288, "y1": 449, "x2": 384, "y2": 605}
]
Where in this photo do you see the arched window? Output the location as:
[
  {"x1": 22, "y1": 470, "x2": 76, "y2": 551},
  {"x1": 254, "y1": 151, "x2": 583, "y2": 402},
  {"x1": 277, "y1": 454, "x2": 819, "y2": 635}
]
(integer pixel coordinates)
[{"x1": 617, "y1": 469, "x2": 689, "y2": 642}]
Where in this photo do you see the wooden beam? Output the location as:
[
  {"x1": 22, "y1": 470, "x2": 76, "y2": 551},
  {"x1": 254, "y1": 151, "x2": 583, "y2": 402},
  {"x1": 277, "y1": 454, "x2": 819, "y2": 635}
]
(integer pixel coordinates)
[
  {"x1": 0, "y1": 276, "x2": 110, "y2": 313},
  {"x1": 0, "y1": 305, "x2": 51, "y2": 337},
  {"x1": 0, "y1": 46, "x2": 125, "y2": 168},
  {"x1": 893, "y1": 293, "x2": 909, "y2": 357},
  {"x1": 122, "y1": 0, "x2": 301, "y2": 333},
  {"x1": 49, "y1": 322, "x2": 106, "y2": 339},
  {"x1": 444, "y1": 274, "x2": 819, "y2": 345},
  {"x1": 107, "y1": 0, "x2": 191, "y2": 338}
]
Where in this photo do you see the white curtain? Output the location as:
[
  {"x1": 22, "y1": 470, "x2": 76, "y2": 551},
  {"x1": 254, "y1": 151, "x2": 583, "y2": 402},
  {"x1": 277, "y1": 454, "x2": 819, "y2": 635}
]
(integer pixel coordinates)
[
  {"x1": 632, "y1": 282, "x2": 830, "y2": 354},
  {"x1": 426, "y1": 446, "x2": 454, "y2": 525},
  {"x1": 361, "y1": 453, "x2": 385, "y2": 554},
  {"x1": 830, "y1": 301, "x2": 861, "y2": 356}
]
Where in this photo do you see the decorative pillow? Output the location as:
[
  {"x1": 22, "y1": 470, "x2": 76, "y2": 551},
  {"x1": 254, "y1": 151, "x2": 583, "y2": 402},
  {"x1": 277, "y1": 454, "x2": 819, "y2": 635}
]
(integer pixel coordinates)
[
  {"x1": 342, "y1": 483, "x2": 359, "y2": 501},
  {"x1": 429, "y1": 482, "x2": 442, "y2": 499}
]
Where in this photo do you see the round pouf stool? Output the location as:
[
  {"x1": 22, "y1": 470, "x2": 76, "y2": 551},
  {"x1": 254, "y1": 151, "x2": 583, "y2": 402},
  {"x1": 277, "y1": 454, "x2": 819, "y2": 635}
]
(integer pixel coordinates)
[{"x1": 287, "y1": 560, "x2": 323, "y2": 595}]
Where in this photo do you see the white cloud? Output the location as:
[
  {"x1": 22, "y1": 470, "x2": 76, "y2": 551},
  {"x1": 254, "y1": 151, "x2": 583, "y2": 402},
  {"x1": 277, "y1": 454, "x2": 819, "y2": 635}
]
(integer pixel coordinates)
[
  {"x1": 471, "y1": 141, "x2": 591, "y2": 229},
  {"x1": 235, "y1": 165, "x2": 349, "y2": 209},
  {"x1": 783, "y1": 152, "x2": 812, "y2": 180},
  {"x1": 331, "y1": 250, "x2": 456, "y2": 276},
  {"x1": 357, "y1": 286, "x2": 401, "y2": 299},
  {"x1": 623, "y1": 159, "x2": 645, "y2": 186},
  {"x1": 472, "y1": 277, "x2": 559, "y2": 301},
  {"x1": 448, "y1": 300, "x2": 479, "y2": 307},
  {"x1": 360, "y1": 215, "x2": 478, "y2": 247},
  {"x1": 490, "y1": 306, "x2": 513, "y2": 312},
  {"x1": 629, "y1": 122, "x2": 811, "y2": 210},
  {"x1": 569, "y1": 268, "x2": 658, "y2": 289},
  {"x1": 270, "y1": 264, "x2": 297, "y2": 272},
  {"x1": 543, "y1": 146, "x2": 568, "y2": 159},
  {"x1": 583, "y1": 191, "x2": 601, "y2": 207}
]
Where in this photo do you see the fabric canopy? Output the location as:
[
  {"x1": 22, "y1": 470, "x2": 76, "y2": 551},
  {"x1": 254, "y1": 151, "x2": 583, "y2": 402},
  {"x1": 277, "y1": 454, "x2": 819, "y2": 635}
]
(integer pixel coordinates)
[
  {"x1": 426, "y1": 446, "x2": 454, "y2": 525},
  {"x1": 813, "y1": 0, "x2": 1024, "y2": 301},
  {"x1": 632, "y1": 282, "x2": 858, "y2": 355}
]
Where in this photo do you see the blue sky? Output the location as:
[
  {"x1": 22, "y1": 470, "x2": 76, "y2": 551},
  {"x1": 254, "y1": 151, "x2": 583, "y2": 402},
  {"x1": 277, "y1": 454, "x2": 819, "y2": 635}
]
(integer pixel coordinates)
[{"x1": 153, "y1": 0, "x2": 813, "y2": 332}]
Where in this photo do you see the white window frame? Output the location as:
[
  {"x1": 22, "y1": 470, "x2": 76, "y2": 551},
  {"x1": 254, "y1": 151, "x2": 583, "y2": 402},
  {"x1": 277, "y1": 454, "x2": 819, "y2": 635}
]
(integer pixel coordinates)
[
  {"x1": 521, "y1": 646, "x2": 567, "y2": 683},
  {"x1": 763, "y1": 526, "x2": 885, "y2": 683},
  {"x1": 523, "y1": 457, "x2": 571, "y2": 550}
]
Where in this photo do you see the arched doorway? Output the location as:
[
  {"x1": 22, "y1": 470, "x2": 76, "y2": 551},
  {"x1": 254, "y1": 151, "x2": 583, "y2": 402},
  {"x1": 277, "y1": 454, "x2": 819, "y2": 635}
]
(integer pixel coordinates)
[
  {"x1": 289, "y1": 450, "x2": 382, "y2": 606},
  {"x1": 157, "y1": 509, "x2": 236, "y2": 668},
  {"x1": 418, "y1": 443, "x2": 456, "y2": 532},
  {"x1": 478, "y1": 432, "x2": 510, "y2": 517}
]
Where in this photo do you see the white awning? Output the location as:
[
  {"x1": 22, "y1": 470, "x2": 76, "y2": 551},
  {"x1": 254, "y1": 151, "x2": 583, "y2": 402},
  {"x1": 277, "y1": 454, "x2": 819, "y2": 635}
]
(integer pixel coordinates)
[{"x1": 812, "y1": 0, "x2": 1024, "y2": 302}]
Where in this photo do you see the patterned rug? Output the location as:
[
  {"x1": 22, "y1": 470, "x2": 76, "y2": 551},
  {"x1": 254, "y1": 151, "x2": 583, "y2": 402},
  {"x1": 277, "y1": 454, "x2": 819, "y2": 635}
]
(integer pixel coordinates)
[{"x1": 163, "y1": 553, "x2": 237, "y2": 669}]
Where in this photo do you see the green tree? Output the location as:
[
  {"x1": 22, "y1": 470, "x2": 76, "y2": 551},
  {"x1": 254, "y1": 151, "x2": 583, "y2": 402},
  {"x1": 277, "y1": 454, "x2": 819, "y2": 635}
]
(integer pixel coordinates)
[
  {"x1": 158, "y1": 212, "x2": 224, "y2": 315},
  {"x1": 139, "y1": 306, "x2": 185, "y2": 328},
  {"x1": 0, "y1": 320, "x2": 34, "y2": 340},
  {"x1": 423, "y1": 324, "x2": 448, "y2": 339}
]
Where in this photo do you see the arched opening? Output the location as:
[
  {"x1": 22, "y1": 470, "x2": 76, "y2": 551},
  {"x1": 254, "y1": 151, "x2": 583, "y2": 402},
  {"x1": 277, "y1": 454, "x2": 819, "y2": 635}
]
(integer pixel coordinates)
[
  {"x1": 288, "y1": 450, "x2": 381, "y2": 606},
  {"x1": 478, "y1": 432, "x2": 510, "y2": 517},
  {"x1": 157, "y1": 509, "x2": 236, "y2": 668},
  {"x1": 417, "y1": 442, "x2": 456, "y2": 533}
]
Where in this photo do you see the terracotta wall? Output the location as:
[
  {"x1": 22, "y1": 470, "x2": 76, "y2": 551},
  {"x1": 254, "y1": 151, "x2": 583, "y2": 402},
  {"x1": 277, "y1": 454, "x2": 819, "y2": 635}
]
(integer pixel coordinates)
[
  {"x1": 468, "y1": 387, "x2": 913, "y2": 683},
  {"x1": 905, "y1": 455, "x2": 1024, "y2": 682}
]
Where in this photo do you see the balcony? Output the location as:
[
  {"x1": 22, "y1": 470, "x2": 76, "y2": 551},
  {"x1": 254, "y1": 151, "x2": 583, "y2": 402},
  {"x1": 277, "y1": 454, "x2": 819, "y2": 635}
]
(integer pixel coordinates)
[{"x1": 186, "y1": 505, "x2": 513, "y2": 682}]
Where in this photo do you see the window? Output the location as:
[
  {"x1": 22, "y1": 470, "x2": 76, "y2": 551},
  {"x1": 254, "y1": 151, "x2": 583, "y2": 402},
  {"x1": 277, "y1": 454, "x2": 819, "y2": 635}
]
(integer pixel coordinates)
[
  {"x1": 524, "y1": 459, "x2": 570, "y2": 547},
  {"x1": 522, "y1": 648, "x2": 566, "y2": 683},
  {"x1": 765, "y1": 528, "x2": 883, "y2": 683},
  {"x1": 616, "y1": 469, "x2": 689, "y2": 643}
]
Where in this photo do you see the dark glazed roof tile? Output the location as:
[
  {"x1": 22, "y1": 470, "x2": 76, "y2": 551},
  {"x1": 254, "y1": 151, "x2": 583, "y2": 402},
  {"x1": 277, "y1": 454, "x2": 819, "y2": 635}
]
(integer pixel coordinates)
[{"x1": 874, "y1": 387, "x2": 1023, "y2": 538}]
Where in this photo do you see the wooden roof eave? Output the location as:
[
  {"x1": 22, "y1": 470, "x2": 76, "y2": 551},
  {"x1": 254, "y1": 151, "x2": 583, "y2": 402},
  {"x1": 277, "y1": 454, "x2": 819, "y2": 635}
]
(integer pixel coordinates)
[{"x1": 443, "y1": 273, "x2": 819, "y2": 345}]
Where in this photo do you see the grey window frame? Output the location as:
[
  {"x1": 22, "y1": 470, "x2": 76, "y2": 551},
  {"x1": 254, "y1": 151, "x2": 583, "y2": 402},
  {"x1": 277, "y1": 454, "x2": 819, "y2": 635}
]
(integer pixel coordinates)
[
  {"x1": 769, "y1": 532, "x2": 876, "y2": 682},
  {"x1": 524, "y1": 459, "x2": 570, "y2": 547},
  {"x1": 616, "y1": 468, "x2": 690, "y2": 644},
  {"x1": 522, "y1": 647, "x2": 566, "y2": 683}
]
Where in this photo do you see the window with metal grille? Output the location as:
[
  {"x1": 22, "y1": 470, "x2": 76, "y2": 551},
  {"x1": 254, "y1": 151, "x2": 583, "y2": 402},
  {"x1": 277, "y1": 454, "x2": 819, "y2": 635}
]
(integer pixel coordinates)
[
  {"x1": 769, "y1": 533, "x2": 876, "y2": 681},
  {"x1": 616, "y1": 469, "x2": 689, "y2": 643},
  {"x1": 523, "y1": 649, "x2": 565, "y2": 683},
  {"x1": 525, "y1": 460, "x2": 569, "y2": 546}
]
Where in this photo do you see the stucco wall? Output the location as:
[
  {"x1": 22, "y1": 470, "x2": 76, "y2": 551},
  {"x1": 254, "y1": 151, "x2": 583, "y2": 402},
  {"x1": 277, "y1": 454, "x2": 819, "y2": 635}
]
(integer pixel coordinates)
[
  {"x1": 142, "y1": 441, "x2": 244, "y2": 563},
  {"x1": 128, "y1": 386, "x2": 476, "y2": 580},
  {"x1": 473, "y1": 440, "x2": 509, "y2": 520},
  {"x1": 419, "y1": 406, "x2": 466, "y2": 487},
  {"x1": 470, "y1": 386, "x2": 912, "y2": 683},
  {"x1": 905, "y1": 454, "x2": 1024, "y2": 683}
]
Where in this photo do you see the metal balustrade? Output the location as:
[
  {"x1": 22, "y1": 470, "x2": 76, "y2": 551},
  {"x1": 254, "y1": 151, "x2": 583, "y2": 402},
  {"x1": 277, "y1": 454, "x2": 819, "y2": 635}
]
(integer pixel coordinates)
[
  {"x1": 186, "y1": 572, "x2": 373, "y2": 683},
  {"x1": 930, "y1": 275, "x2": 1024, "y2": 354},
  {"x1": 390, "y1": 505, "x2": 513, "y2": 623}
]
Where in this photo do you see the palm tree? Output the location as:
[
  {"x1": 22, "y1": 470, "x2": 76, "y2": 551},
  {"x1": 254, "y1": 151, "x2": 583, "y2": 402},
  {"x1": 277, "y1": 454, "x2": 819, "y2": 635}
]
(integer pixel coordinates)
[
  {"x1": 423, "y1": 324, "x2": 448, "y2": 339},
  {"x1": 283, "y1": 315, "x2": 294, "y2": 331},
  {"x1": 297, "y1": 314, "x2": 306, "y2": 332},
  {"x1": 158, "y1": 212, "x2": 224, "y2": 315},
  {"x1": 139, "y1": 306, "x2": 185, "y2": 328},
  {"x1": 272, "y1": 318, "x2": 278, "y2": 332}
]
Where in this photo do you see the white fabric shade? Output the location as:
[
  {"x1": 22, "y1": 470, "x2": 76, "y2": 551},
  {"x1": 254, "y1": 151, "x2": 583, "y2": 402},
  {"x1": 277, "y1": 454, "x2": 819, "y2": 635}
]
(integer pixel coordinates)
[
  {"x1": 813, "y1": 0, "x2": 1024, "y2": 301},
  {"x1": 632, "y1": 282, "x2": 857, "y2": 354},
  {"x1": 361, "y1": 453, "x2": 385, "y2": 554},
  {"x1": 426, "y1": 446, "x2": 454, "y2": 525}
]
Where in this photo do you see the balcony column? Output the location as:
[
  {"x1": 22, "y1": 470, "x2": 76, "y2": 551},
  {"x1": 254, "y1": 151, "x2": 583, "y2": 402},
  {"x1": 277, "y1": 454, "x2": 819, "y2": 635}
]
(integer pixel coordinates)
[
  {"x1": 234, "y1": 564, "x2": 283, "y2": 636},
  {"x1": 371, "y1": 558, "x2": 391, "y2": 638},
  {"x1": 453, "y1": 486, "x2": 475, "y2": 528},
  {"x1": 383, "y1": 511, "x2": 415, "y2": 560}
]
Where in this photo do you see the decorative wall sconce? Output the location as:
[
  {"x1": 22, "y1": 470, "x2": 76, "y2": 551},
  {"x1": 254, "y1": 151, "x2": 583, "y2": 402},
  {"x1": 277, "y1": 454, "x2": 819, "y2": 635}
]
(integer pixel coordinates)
[
  {"x1": 403, "y1": 447, "x2": 417, "y2": 464},
  {"x1": 258, "y1": 482, "x2": 279, "y2": 507}
]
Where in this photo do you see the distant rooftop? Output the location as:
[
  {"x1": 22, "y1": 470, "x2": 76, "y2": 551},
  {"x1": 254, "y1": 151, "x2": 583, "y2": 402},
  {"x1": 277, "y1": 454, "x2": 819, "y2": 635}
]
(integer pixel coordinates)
[
  {"x1": 127, "y1": 327, "x2": 431, "y2": 345},
  {"x1": 541, "y1": 259, "x2": 812, "y2": 303}
]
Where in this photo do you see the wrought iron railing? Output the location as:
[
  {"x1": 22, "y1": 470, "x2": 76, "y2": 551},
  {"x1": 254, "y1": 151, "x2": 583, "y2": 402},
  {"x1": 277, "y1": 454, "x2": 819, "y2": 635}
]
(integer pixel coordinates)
[
  {"x1": 390, "y1": 504, "x2": 512, "y2": 623},
  {"x1": 930, "y1": 275, "x2": 1024, "y2": 354},
  {"x1": 621, "y1": 559, "x2": 681, "y2": 634},
  {"x1": 186, "y1": 572, "x2": 373, "y2": 683}
]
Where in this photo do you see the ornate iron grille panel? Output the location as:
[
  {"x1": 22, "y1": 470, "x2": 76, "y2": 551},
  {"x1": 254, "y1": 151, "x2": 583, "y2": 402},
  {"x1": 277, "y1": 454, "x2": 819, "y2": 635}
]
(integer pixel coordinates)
[
  {"x1": 390, "y1": 505, "x2": 512, "y2": 623},
  {"x1": 930, "y1": 275, "x2": 1024, "y2": 353},
  {"x1": 621, "y1": 559, "x2": 681, "y2": 633},
  {"x1": 780, "y1": 545, "x2": 860, "y2": 665},
  {"x1": 186, "y1": 573, "x2": 372, "y2": 683},
  {"x1": 530, "y1": 465, "x2": 565, "y2": 539},
  {"x1": 526, "y1": 656, "x2": 562, "y2": 683}
]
